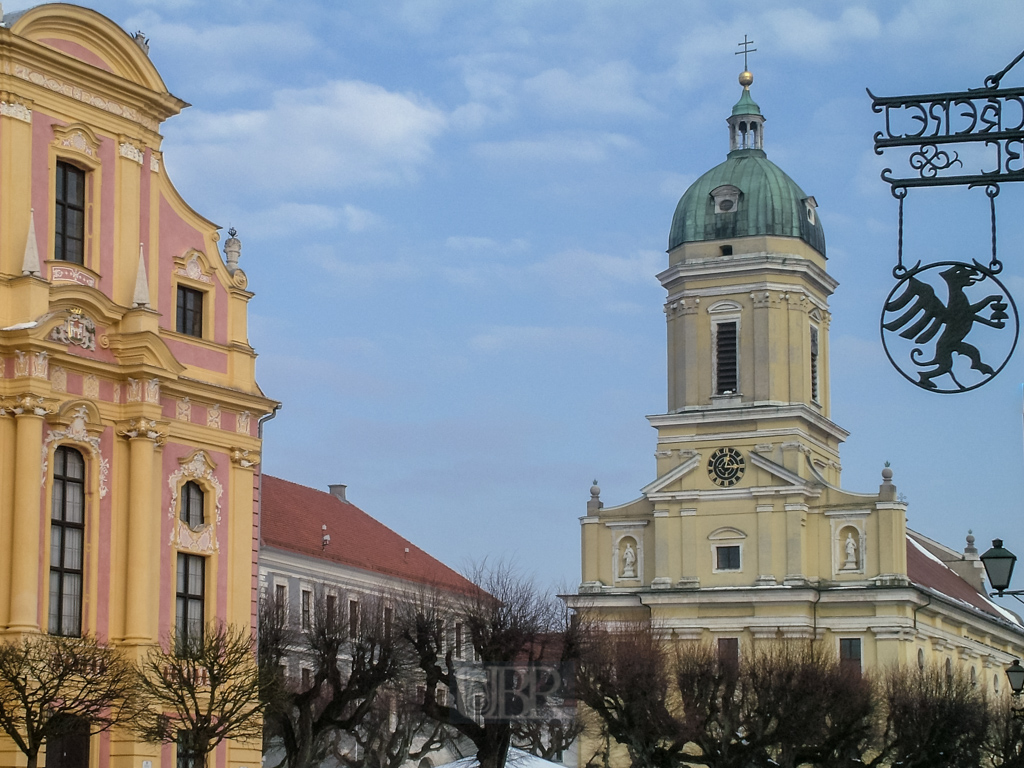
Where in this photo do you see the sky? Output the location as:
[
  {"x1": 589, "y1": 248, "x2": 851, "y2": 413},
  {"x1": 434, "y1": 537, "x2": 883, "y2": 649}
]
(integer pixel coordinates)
[{"x1": 12, "y1": 0, "x2": 1024, "y2": 594}]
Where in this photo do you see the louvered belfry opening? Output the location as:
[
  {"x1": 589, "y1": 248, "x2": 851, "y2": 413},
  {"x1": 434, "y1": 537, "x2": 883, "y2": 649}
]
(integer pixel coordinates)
[
  {"x1": 810, "y1": 325, "x2": 820, "y2": 402},
  {"x1": 716, "y1": 321, "x2": 738, "y2": 394}
]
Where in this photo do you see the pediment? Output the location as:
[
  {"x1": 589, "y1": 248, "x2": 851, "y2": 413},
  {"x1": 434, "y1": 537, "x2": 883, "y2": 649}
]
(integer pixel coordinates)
[{"x1": 641, "y1": 451, "x2": 702, "y2": 495}]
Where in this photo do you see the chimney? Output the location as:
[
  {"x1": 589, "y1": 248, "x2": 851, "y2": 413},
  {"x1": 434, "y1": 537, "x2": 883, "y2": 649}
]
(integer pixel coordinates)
[{"x1": 328, "y1": 484, "x2": 348, "y2": 503}]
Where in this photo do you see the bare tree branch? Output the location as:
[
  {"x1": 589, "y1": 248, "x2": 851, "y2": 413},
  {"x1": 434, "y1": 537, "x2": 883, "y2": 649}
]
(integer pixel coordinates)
[{"x1": 0, "y1": 634, "x2": 135, "y2": 768}]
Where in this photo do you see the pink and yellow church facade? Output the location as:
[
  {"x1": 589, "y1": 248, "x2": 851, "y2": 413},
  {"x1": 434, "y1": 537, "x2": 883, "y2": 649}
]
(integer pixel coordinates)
[{"x1": 0, "y1": 4, "x2": 276, "y2": 768}]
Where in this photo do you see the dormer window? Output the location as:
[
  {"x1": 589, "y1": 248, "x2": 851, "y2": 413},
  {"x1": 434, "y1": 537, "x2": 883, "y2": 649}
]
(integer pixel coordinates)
[
  {"x1": 803, "y1": 196, "x2": 818, "y2": 225},
  {"x1": 711, "y1": 185, "x2": 741, "y2": 215}
]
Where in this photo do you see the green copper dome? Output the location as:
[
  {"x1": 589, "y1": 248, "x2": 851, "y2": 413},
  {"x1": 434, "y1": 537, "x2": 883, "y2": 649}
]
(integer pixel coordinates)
[{"x1": 668, "y1": 83, "x2": 825, "y2": 256}]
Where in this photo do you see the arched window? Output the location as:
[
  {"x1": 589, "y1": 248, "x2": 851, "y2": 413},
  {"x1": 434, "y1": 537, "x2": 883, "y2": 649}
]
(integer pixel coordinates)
[
  {"x1": 917, "y1": 647, "x2": 925, "y2": 671},
  {"x1": 50, "y1": 446, "x2": 85, "y2": 636},
  {"x1": 180, "y1": 481, "x2": 204, "y2": 528}
]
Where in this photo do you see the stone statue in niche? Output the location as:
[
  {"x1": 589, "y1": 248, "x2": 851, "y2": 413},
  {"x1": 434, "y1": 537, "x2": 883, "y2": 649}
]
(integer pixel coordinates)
[
  {"x1": 622, "y1": 542, "x2": 637, "y2": 578},
  {"x1": 842, "y1": 532, "x2": 858, "y2": 570}
]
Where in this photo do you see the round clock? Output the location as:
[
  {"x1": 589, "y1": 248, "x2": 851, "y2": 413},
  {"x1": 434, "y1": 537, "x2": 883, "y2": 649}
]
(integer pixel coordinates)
[{"x1": 708, "y1": 447, "x2": 745, "y2": 487}]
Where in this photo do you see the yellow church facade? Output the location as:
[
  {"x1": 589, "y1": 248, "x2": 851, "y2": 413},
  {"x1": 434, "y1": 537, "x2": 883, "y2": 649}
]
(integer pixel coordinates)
[
  {"x1": 0, "y1": 5, "x2": 276, "y2": 768},
  {"x1": 571, "y1": 71, "x2": 1024, "y2": 690}
]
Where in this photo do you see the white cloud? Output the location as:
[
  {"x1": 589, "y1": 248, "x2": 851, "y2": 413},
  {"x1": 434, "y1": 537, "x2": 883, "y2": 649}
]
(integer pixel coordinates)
[
  {"x1": 530, "y1": 248, "x2": 663, "y2": 291},
  {"x1": 761, "y1": 7, "x2": 881, "y2": 59},
  {"x1": 164, "y1": 80, "x2": 447, "y2": 194},
  {"x1": 472, "y1": 131, "x2": 636, "y2": 164},
  {"x1": 342, "y1": 205, "x2": 383, "y2": 233},
  {"x1": 523, "y1": 61, "x2": 656, "y2": 119},
  {"x1": 444, "y1": 236, "x2": 529, "y2": 253}
]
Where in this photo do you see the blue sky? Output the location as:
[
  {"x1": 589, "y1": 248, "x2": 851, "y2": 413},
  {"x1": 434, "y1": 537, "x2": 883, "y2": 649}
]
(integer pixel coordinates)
[{"x1": 15, "y1": 0, "x2": 1024, "y2": 592}]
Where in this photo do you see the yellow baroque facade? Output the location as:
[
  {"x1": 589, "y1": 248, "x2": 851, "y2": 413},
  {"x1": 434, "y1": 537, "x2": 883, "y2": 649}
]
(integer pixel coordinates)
[
  {"x1": 570, "y1": 71, "x2": 1024, "y2": 693},
  {"x1": 0, "y1": 5, "x2": 277, "y2": 768}
]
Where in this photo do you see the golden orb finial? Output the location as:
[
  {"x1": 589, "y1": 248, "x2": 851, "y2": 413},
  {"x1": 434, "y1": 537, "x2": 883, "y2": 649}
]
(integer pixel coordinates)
[{"x1": 739, "y1": 70, "x2": 753, "y2": 88}]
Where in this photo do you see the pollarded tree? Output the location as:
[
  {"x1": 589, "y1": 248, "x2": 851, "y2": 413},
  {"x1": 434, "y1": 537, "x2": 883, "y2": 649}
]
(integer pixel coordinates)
[
  {"x1": 403, "y1": 562, "x2": 581, "y2": 768},
  {"x1": 0, "y1": 633, "x2": 135, "y2": 768},
  {"x1": 575, "y1": 621, "x2": 689, "y2": 768},
  {"x1": 133, "y1": 622, "x2": 265, "y2": 765},
  {"x1": 333, "y1": 681, "x2": 456, "y2": 768},
  {"x1": 864, "y1": 663, "x2": 990, "y2": 768},
  {"x1": 987, "y1": 693, "x2": 1024, "y2": 768},
  {"x1": 260, "y1": 587, "x2": 409, "y2": 768}
]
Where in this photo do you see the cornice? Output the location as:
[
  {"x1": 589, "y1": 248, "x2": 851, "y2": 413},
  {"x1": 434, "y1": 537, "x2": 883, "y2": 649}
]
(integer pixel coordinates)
[
  {"x1": 0, "y1": 29, "x2": 187, "y2": 131},
  {"x1": 657, "y1": 252, "x2": 839, "y2": 296},
  {"x1": 649, "y1": 402, "x2": 851, "y2": 443}
]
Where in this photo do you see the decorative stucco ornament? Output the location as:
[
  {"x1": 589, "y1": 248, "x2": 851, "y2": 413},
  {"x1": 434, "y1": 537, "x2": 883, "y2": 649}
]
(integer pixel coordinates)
[{"x1": 48, "y1": 309, "x2": 96, "y2": 351}]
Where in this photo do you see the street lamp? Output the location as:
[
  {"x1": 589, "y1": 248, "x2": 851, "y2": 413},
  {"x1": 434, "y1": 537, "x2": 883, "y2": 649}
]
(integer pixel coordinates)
[
  {"x1": 1007, "y1": 660, "x2": 1024, "y2": 695},
  {"x1": 1006, "y1": 660, "x2": 1024, "y2": 718},
  {"x1": 980, "y1": 539, "x2": 1023, "y2": 600}
]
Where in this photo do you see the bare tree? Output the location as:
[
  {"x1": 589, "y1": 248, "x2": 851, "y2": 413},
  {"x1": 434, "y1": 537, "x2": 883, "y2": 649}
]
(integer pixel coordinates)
[
  {"x1": 260, "y1": 588, "x2": 408, "y2": 768},
  {"x1": 333, "y1": 681, "x2": 456, "y2": 768},
  {"x1": 133, "y1": 622, "x2": 264, "y2": 763},
  {"x1": 736, "y1": 642, "x2": 874, "y2": 768},
  {"x1": 987, "y1": 694, "x2": 1024, "y2": 768},
  {"x1": 403, "y1": 562, "x2": 580, "y2": 768},
  {"x1": 0, "y1": 633, "x2": 135, "y2": 768},
  {"x1": 863, "y1": 664, "x2": 990, "y2": 768},
  {"x1": 580, "y1": 630, "x2": 875, "y2": 768},
  {"x1": 573, "y1": 620, "x2": 688, "y2": 768}
]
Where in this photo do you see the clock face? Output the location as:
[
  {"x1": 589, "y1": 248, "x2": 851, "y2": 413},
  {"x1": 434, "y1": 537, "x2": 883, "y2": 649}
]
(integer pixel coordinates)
[{"x1": 708, "y1": 447, "x2": 745, "y2": 487}]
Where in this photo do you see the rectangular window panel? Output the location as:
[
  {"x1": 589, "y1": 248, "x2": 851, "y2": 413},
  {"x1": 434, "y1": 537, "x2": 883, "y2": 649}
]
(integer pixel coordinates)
[
  {"x1": 52, "y1": 482, "x2": 64, "y2": 520},
  {"x1": 349, "y1": 600, "x2": 359, "y2": 639},
  {"x1": 326, "y1": 594, "x2": 336, "y2": 631},
  {"x1": 176, "y1": 554, "x2": 205, "y2": 649},
  {"x1": 301, "y1": 590, "x2": 311, "y2": 631},
  {"x1": 62, "y1": 574, "x2": 81, "y2": 633},
  {"x1": 176, "y1": 287, "x2": 204, "y2": 338},
  {"x1": 718, "y1": 637, "x2": 739, "y2": 673},
  {"x1": 716, "y1": 545, "x2": 741, "y2": 571},
  {"x1": 275, "y1": 584, "x2": 286, "y2": 615},
  {"x1": 63, "y1": 528, "x2": 83, "y2": 570},
  {"x1": 716, "y1": 321, "x2": 738, "y2": 395},
  {"x1": 840, "y1": 638, "x2": 862, "y2": 676},
  {"x1": 55, "y1": 162, "x2": 86, "y2": 265},
  {"x1": 49, "y1": 571, "x2": 62, "y2": 633},
  {"x1": 50, "y1": 447, "x2": 85, "y2": 637},
  {"x1": 65, "y1": 484, "x2": 84, "y2": 524}
]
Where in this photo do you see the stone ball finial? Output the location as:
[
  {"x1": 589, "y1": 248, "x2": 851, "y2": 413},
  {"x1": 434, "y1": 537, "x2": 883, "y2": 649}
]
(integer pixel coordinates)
[
  {"x1": 591, "y1": 480, "x2": 601, "y2": 498},
  {"x1": 967, "y1": 532, "x2": 976, "y2": 546},
  {"x1": 739, "y1": 70, "x2": 753, "y2": 87},
  {"x1": 882, "y1": 463, "x2": 893, "y2": 481}
]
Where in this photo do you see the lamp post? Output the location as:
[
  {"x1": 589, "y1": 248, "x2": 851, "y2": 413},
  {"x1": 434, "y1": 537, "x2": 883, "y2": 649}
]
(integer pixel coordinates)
[
  {"x1": 1007, "y1": 660, "x2": 1024, "y2": 718},
  {"x1": 979, "y1": 539, "x2": 1024, "y2": 716}
]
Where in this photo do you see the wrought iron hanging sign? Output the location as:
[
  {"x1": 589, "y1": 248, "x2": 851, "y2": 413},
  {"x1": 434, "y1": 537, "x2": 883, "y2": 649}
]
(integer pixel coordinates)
[{"x1": 870, "y1": 49, "x2": 1024, "y2": 392}]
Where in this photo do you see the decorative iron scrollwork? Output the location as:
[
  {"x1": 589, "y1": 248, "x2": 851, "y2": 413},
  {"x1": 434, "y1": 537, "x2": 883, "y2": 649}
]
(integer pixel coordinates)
[
  {"x1": 871, "y1": 49, "x2": 1024, "y2": 392},
  {"x1": 881, "y1": 261, "x2": 1018, "y2": 393}
]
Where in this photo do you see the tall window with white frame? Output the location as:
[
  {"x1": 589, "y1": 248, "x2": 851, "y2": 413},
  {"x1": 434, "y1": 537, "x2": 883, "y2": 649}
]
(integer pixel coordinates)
[
  {"x1": 176, "y1": 554, "x2": 204, "y2": 651},
  {"x1": 50, "y1": 446, "x2": 85, "y2": 636},
  {"x1": 180, "y1": 481, "x2": 204, "y2": 527},
  {"x1": 55, "y1": 161, "x2": 86, "y2": 264},
  {"x1": 810, "y1": 325, "x2": 820, "y2": 403},
  {"x1": 715, "y1": 320, "x2": 739, "y2": 395}
]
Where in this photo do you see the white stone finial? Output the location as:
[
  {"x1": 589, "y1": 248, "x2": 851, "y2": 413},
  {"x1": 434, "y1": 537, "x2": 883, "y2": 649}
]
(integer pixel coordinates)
[
  {"x1": 21, "y1": 208, "x2": 40, "y2": 276},
  {"x1": 223, "y1": 227, "x2": 241, "y2": 274},
  {"x1": 133, "y1": 243, "x2": 151, "y2": 307}
]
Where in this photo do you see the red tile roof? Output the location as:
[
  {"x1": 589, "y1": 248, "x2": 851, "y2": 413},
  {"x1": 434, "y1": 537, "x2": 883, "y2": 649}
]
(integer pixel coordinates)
[
  {"x1": 260, "y1": 475, "x2": 477, "y2": 595},
  {"x1": 906, "y1": 534, "x2": 1017, "y2": 624}
]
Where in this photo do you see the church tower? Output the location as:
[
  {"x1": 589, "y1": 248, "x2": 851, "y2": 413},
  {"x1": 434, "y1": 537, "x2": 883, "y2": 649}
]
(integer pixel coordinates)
[{"x1": 572, "y1": 67, "x2": 1024, "y2": 679}]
